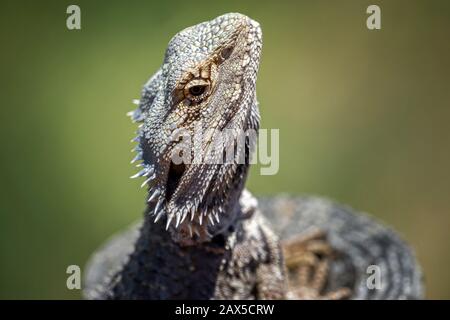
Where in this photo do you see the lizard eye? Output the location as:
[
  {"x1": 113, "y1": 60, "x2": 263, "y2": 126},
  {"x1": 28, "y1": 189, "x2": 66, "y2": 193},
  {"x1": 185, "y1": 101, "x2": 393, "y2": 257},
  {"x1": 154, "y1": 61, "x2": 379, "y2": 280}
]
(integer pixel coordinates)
[
  {"x1": 189, "y1": 85, "x2": 206, "y2": 96},
  {"x1": 184, "y1": 79, "x2": 211, "y2": 103}
]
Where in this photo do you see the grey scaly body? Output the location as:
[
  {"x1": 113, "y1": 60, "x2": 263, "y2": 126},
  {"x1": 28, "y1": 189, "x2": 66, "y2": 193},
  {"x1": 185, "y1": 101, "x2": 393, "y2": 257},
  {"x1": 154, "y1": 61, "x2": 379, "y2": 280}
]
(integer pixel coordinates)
[{"x1": 84, "y1": 13, "x2": 423, "y2": 300}]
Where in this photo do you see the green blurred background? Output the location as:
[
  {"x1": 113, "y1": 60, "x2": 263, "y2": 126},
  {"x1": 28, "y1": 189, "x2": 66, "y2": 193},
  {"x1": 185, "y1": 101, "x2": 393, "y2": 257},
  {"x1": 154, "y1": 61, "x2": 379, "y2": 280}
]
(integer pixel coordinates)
[{"x1": 0, "y1": 0, "x2": 449, "y2": 299}]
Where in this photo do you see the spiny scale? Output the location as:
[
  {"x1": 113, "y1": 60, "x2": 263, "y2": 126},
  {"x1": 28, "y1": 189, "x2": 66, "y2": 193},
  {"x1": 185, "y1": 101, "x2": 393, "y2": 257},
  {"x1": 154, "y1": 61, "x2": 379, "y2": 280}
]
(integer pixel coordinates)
[
  {"x1": 154, "y1": 209, "x2": 164, "y2": 223},
  {"x1": 166, "y1": 214, "x2": 174, "y2": 230},
  {"x1": 175, "y1": 214, "x2": 181, "y2": 228},
  {"x1": 131, "y1": 145, "x2": 141, "y2": 153},
  {"x1": 180, "y1": 211, "x2": 188, "y2": 225},
  {"x1": 154, "y1": 198, "x2": 164, "y2": 216},
  {"x1": 130, "y1": 153, "x2": 143, "y2": 164},
  {"x1": 130, "y1": 165, "x2": 154, "y2": 179},
  {"x1": 148, "y1": 189, "x2": 160, "y2": 203},
  {"x1": 140, "y1": 175, "x2": 155, "y2": 188}
]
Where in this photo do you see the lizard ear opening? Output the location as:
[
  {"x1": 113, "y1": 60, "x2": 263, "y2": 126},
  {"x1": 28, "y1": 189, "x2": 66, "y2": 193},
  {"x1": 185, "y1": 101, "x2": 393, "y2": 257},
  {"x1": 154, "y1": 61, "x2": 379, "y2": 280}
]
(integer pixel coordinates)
[{"x1": 219, "y1": 46, "x2": 234, "y2": 61}]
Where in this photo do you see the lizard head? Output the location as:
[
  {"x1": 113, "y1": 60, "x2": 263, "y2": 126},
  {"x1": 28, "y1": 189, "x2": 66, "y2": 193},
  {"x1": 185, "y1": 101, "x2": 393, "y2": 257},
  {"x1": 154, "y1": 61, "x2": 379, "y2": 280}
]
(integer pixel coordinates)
[{"x1": 129, "y1": 13, "x2": 262, "y2": 244}]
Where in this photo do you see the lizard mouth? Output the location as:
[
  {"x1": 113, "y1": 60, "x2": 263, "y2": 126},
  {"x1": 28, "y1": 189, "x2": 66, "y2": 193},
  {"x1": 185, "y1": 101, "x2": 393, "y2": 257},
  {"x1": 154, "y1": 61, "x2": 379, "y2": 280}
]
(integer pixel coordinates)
[{"x1": 165, "y1": 161, "x2": 186, "y2": 202}]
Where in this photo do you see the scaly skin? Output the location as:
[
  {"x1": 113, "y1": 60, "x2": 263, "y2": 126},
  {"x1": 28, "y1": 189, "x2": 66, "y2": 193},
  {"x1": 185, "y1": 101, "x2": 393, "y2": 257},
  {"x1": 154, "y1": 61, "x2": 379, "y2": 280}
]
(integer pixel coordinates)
[{"x1": 84, "y1": 13, "x2": 424, "y2": 300}]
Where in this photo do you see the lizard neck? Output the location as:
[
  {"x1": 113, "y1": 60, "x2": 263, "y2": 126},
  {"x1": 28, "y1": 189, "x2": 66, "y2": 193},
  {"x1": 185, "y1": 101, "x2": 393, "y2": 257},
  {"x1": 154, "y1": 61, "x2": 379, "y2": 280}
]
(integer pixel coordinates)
[
  {"x1": 108, "y1": 187, "x2": 260, "y2": 299},
  {"x1": 109, "y1": 211, "x2": 233, "y2": 299}
]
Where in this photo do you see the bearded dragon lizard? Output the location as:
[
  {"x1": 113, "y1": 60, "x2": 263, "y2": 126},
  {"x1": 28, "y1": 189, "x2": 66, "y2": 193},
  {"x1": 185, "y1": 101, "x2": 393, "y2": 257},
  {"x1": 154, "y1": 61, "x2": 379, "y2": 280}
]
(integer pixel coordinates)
[{"x1": 84, "y1": 13, "x2": 423, "y2": 300}]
